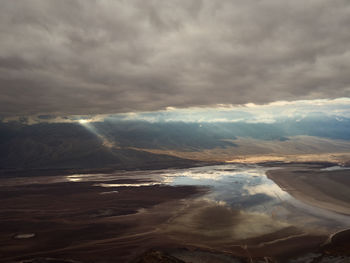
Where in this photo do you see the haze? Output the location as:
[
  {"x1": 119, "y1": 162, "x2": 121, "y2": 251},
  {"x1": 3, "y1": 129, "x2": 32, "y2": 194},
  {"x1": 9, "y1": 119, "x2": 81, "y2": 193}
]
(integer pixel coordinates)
[{"x1": 1, "y1": 1, "x2": 350, "y2": 263}]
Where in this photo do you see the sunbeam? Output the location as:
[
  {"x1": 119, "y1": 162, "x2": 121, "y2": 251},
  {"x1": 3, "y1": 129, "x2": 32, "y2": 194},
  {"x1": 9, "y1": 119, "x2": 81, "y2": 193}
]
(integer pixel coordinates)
[{"x1": 78, "y1": 121, "x2": 116, "y2": 149}]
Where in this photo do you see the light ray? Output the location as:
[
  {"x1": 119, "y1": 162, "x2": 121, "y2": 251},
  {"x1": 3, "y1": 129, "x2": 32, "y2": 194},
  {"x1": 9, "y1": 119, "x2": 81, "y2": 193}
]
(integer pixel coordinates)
[{"x1": 78, "y1": 121, "x2": 116, "y2": 148}]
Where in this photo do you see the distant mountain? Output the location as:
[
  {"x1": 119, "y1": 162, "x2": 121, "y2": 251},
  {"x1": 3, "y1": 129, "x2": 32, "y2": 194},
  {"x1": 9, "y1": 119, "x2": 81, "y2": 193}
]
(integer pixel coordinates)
[
  {"x1": 0, "y1": 122, "x2": 196, "y2": 170},
  {"x1": 93, "y1": 116, "x2": 350, "y2": 149},
  {"x1": 93, "y1": 121, "x2": 238, "y2": 150},
  {"x1": 141, "y1": 136, "x2": 350, "y2": 163},
  {"x1": 1, "y1": 115, "x2": 350, "y2": 170}
]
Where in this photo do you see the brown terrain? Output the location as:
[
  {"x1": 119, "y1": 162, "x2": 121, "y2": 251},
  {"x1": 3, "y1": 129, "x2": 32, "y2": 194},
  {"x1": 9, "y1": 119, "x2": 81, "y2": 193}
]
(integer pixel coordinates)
[
  {"x1": 1, "y1": 161, "x2": 350, "y2": 263},
  {"x1": 134, "y1": 136, "x2": 350, "y2": 164},
  {"x1": 267, "y1": 164, "x2": 350, "y2": 215},
  {"x1": 0, "y1": 178, "x2": 207, "y2": 262}
]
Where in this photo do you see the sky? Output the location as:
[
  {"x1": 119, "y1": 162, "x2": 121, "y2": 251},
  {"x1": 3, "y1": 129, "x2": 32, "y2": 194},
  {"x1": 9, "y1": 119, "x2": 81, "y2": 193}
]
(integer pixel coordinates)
[{"x1": 1, "y1": 0, "x2": 350, "y2": 117}]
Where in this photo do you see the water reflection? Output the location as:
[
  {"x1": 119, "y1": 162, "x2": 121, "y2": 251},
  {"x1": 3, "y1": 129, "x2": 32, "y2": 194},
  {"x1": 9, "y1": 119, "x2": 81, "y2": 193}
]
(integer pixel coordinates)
[
  {"x1": 163, "y1": 165, "x2": 288, "y2": 213},
  {"x1": 320, "y1": 165, "x2": 350, "y2": 171},
  {"x1": 95, "y1": 182, "x2": 160, "y2": 187},
  {"x1": 1, "y1": 163, "x2": 349, "y2": 237},
  {"x1": 58, "y1": 164, "x2": 350, "y2": 232},
  {"x1": 159, "y1": 164, "x2": 350, "y2": 233}
]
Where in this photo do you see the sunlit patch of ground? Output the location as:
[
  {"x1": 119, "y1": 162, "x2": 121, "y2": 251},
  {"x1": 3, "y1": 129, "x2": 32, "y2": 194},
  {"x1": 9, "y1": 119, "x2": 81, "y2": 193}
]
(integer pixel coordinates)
[{"x1": 133, "y1": 136, "x2": 350, "y2": 165}]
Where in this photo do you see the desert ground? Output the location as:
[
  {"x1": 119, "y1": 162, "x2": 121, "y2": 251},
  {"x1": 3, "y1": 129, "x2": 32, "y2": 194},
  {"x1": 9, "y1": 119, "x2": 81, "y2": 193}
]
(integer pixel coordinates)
[{"x1": 0, "y1": 162, "x2": 349, "y2": 263}]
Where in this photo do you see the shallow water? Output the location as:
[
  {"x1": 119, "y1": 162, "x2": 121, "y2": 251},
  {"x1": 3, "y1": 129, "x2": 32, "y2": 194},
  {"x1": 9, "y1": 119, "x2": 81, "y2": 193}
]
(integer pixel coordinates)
[
  {"x1": 321, "y1": 165, "x2": 350, "y2": 171},
  {"x1": 93, "y1": 164, "x2": 350, "y2": 235},
  {"x1": 158, "y1": 164, "x2": 350, "y2": 233},
  {"x1": 2, "y1": 164, "x2": 349, "y2": 235},
  {"x1": 2, "y1": 164, "x2": 349, "y2": 262},
  {"x1": 163, "y1": 164, "x2": 284, "y2": 212}
]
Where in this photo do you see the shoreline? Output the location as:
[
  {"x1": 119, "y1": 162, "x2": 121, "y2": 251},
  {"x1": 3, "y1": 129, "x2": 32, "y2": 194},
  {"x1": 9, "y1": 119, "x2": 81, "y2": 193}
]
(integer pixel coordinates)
[
  {"x1": 1, "y1": 162, "x2": 350, "y2": 262},
  {"x1": 266, "y1": 165, "x2": 350, "y2": 216}
]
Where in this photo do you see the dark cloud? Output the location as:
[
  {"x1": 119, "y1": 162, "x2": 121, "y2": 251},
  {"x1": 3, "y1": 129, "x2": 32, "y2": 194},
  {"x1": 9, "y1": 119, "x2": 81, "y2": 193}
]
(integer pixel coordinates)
[{"x1": 1, "y1": 0, "x2": 350, "y2": 116}]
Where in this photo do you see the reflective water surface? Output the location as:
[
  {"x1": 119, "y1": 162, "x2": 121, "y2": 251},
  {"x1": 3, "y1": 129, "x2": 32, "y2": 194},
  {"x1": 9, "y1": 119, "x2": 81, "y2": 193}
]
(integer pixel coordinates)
[
  {"x1": 160, "y1": 165, "x2": 350, "y2": 236},
  {"x1": 81, "y1": 164, "x2": 350, "y2": 236},
  {"x1": 2, "y1": 164, "x2": 349, "y2": 237},
  {"x1": 2, "y1": 164, "x2": 350, "y2": 262}
]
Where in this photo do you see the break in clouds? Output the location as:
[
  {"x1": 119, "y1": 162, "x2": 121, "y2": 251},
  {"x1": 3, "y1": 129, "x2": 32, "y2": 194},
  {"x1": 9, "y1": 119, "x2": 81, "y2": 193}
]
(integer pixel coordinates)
[{"x1": 1, "y1": 0, "x2": 350, "y2": 116}]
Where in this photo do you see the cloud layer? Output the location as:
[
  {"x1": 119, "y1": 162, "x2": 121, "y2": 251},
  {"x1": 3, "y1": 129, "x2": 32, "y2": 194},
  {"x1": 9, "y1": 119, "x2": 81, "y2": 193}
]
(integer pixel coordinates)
[
  {"x1": 1, "y1": 0, "x2": 350, "y2": 116},
  {"x1": 4, "y1": 98, "x2": 350, "y2": 125}
]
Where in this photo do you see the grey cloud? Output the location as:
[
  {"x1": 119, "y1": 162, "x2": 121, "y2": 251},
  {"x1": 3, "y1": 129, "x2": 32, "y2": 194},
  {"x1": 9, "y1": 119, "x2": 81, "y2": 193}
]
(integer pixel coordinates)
[{"x1": 1, "y1": 0, "x2": 350, "y2": 116}]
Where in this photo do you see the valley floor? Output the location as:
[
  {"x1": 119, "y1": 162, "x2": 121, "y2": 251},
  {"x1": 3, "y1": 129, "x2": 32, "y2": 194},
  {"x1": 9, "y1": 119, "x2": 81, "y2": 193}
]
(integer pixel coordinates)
[{"x1": 0, "y1": 162, "x2": 349, "y2": 263}]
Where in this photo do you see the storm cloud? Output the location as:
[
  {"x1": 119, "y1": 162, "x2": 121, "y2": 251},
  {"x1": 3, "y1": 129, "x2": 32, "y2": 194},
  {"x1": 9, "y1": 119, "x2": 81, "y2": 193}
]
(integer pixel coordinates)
[{"x1": 1, "y1": 0, "x2": 350, "y2": 116}]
